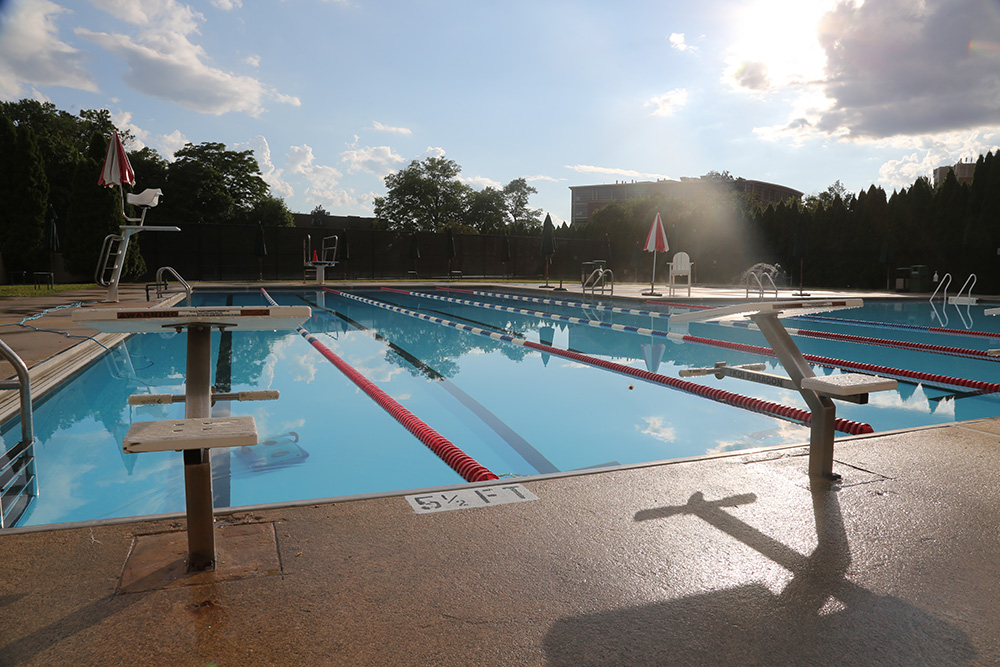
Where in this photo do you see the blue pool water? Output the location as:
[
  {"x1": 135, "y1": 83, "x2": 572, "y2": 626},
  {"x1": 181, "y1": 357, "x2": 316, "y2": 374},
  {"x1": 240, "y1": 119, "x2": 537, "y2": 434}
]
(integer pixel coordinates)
[{"x1": 5, "y1": 289, "x2": 1000, "y2": 528}]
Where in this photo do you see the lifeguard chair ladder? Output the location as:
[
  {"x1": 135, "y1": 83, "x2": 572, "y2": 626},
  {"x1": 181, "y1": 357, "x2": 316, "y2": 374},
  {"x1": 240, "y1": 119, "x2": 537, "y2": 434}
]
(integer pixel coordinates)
[{"x1": 95, "y1": 188, "x2": 179, "y2": 302}]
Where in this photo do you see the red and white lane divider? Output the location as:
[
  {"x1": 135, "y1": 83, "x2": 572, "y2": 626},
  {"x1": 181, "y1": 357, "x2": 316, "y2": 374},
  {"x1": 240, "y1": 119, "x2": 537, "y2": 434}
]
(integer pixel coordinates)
[
  {"x1": 261, "y1": 289, "x2": 498, "y2": 483},
  {"x1": 385, "y1": 287, "x2": 1000, "y2": 395},
  {"x1": 329, "y1": 288, "x2": 874, "y2": 436}
]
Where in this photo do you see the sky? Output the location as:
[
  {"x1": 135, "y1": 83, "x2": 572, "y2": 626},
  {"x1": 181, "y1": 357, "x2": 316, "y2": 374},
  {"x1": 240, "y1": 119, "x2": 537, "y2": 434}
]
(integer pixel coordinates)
[{"x1": 1, "y1": 0, "x2": 1000, "y2": 224}]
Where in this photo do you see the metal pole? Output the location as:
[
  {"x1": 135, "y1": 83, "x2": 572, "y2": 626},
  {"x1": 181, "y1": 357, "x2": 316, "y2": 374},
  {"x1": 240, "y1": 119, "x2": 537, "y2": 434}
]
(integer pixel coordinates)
[
  {"x1": 184, "y1": 324, "x2": 216, "y2": 571},
  {"x1": 751, "y1": 312, "x2": 838, "y2": 480}
]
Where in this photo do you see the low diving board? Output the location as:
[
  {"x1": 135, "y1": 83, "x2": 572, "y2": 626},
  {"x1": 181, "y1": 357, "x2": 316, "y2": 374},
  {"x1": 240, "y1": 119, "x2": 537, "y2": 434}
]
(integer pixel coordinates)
[
  {"x1": 74, "y1": 304, "x2": 310, "y2": 572},
  {"x1": 73, "y1": 305, "x2": 311, "y2": 333},
  {"x1": 674, "y1": 298, "x2": 895, "y2": 482}
]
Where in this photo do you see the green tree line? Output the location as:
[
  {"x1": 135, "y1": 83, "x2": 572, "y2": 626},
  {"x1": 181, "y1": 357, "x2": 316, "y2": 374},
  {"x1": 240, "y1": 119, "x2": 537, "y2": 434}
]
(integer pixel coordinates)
[{"x1": 0, "y1": 99, "x2": 292, "y2": 280}]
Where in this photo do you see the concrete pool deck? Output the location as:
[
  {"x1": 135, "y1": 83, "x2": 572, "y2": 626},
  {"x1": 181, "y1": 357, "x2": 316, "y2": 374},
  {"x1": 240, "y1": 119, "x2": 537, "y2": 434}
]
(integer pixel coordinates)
[{"x1": 2, "y1": 281, "x2": 999, "y2": 665}]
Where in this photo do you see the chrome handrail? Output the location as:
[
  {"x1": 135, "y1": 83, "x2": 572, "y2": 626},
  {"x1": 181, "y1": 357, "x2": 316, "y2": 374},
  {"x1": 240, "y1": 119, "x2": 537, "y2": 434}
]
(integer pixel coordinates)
[
  {"x1": 154, "y1": 266, "x2": 192, "y2": 306},
  {"x1": 0, "y1": 338, "x2": 33, "y2": 447}
]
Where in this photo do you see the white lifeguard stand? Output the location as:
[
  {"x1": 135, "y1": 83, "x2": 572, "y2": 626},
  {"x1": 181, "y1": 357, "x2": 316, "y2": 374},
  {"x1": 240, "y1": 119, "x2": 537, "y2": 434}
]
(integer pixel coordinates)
[
  {"x1": 74, "y1": 304, "x2": 310, "y2": 571},
  {"x1": 96, "y1": 188, "x2": 180, "y2": 302}
]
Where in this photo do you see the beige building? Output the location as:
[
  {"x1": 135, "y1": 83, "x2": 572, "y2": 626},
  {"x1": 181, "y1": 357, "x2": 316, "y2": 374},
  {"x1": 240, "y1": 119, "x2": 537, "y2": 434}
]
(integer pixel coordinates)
[
  {"x1": 932, "y1": 160, "x2": 976, "y2": 187},
  {"x1": 569, "y1": 177, "x2": 803, "y2": 226}
]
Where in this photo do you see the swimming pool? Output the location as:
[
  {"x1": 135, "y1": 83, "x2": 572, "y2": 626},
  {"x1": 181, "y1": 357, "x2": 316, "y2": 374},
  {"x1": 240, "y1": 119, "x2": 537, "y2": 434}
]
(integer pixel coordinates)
[{"x1": 5, "y1": 288, "x2": 1000, "y2": 528}]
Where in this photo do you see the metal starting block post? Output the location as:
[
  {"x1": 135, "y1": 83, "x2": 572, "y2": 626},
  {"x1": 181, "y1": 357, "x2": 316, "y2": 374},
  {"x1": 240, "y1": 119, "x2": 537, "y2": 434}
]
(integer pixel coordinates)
[
  {"x1": 671, "y1": 300, "x2": 896, "y2": 480},
  {"x1": 74, "y1": 305, "x2": 310, "y2": 571}
]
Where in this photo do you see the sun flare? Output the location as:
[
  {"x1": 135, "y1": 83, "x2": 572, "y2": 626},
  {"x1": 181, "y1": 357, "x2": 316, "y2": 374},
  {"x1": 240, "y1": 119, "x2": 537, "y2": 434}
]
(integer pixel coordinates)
[{"x1": 724, "y1": 0, "x2": 838, "y2": 92}]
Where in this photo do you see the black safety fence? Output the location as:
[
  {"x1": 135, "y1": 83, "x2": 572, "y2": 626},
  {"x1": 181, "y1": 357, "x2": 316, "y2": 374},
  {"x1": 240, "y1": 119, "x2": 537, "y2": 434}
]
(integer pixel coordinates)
[{"x1": 134, "y1": 224, "x2": 620, "y2": 283}]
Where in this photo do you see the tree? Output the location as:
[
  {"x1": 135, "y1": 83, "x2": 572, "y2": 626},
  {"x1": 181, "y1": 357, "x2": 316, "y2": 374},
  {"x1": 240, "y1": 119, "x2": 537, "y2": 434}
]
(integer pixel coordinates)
[
  {"x1": 0, "y1": 124, "x2": 49, "y2": 275},
  {"x1": 373, "y1": 157, "x2": 471, "y2": 232},
  {"x1": 245, "y1": 194, "x2": 294, "y2": 227},
  {"x1": 503, "y1": 178, "x2": 542, "y2": 232},
  {"x1": 466, "y1": 187, "x2": 508, "y2": 234},
  {"x1": 159, "y1": 142, "x2": 269, "y2": 224}
]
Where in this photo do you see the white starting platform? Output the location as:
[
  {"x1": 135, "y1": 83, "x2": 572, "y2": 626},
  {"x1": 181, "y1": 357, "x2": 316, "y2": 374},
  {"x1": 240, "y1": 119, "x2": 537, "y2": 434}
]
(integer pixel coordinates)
[
  {"x1": 309, "y1": 261, "x2": 338, "y2": 285},
  {"x1": 74, "y1": 304, "x2": 310, "y2": 571},
  {"x1": 673, "y1": 299, "x2": 896, "y2": 481}
]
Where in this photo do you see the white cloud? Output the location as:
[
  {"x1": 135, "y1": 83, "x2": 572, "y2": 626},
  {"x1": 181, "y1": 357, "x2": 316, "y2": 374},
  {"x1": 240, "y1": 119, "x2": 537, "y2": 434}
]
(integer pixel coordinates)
[
  {"x1": 372, "y1": 121, "x2": 412, "y2": 135},
  {"x1": 668, "y1": 33, "x2": 696, "y2": 52},
  {"x1": 422, "y1": 146, "x2": 447, "y2": 159},
  {"x1": 636, "y1": 416, "x2": 676, "y2": 443},
  {"x1": 0, "y1": 0, "x2": 98, "y2": 98},
  {"x1": 646, "y1": 88, "x2": 689, "y2": 117},
  {"x1": 237, "y1": 135, "x2": 294, "y2": 198},
  {"x1": 565, "y1": 164, "x2": 673, "y2": 181},
  {"x1": 460, "y1": 175, "x2": 502, "y2": 189},
  {"x1": 287, "y1": 144, "x2": 355, "y2": 206},
  {"x1": 157, "y1": 129, "x2": 189, "y2": 161},
  {"x1": 526, "y1": 174, "x2": 565, "y2": 183},
  {"x1": 340, "y1": 145, "x2": 405, "y2": 177},
  {"x1": 212, "y1": 0, "x2": 243, "y2": 9},
  {"x1": 77, "y1": 0, "x2": 298, "y2": 116},
  {"x1": 244, "y1": 54, "x2": 261, "y2": 68}
]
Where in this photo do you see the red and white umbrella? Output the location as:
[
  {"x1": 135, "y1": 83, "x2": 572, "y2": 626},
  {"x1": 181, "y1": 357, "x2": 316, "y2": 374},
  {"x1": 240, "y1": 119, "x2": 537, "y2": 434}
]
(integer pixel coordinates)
[
  {"x1": 98, "y1": 131, "x2": 135, "y2": 187},
  {"x1": 642, "y1": 212, "x2": 669, "y2": 296}
]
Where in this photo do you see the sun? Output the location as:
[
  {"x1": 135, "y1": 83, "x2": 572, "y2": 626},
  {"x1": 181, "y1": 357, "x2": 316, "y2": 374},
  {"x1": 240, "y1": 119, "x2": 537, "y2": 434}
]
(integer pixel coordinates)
[{"x1": 724, "y1": 0, "x2": 837, "y2": 92}]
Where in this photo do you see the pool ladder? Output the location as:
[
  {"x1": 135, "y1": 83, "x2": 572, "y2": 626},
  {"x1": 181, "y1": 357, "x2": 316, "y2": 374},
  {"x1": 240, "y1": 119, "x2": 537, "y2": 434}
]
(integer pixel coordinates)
[
  {"x1": 0, "y1": 339, "x2": 37, "y2": 528},
  {"x1": 745, "y1": 270, "x2": 778, "y2": 299},
  {"x1": 929, "y1": 273, "x2": 977, "y2": 329},
  {"x1": 145, "y1": 266, "x2": 192, "y2": 305}
]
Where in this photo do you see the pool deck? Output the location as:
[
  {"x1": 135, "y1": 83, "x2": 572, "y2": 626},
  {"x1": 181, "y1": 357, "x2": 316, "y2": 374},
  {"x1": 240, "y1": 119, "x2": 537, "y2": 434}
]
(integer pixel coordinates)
[{"x1": 2, "y1": 281, "x2": 999, "y2": 665}]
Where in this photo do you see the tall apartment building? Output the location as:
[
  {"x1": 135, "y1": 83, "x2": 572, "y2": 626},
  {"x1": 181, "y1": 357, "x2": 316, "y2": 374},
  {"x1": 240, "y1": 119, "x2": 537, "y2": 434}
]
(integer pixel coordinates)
[
  {"x1": 932, "y1": 160, "x2": 976, "y2": 187},
  {"x1": 569, "y1": 177, "x2": 803, "y2": 226}
]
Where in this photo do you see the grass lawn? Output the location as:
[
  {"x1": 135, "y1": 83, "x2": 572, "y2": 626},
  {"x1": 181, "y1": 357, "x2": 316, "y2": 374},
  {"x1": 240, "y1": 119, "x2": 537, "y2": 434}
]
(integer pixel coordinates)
[{"x1": 0, "y1": 283, "x2": 98, "y2": 298}]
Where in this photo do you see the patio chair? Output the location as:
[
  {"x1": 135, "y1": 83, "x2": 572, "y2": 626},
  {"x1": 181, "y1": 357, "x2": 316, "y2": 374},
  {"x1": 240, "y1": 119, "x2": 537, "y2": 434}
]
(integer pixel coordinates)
[{"x1": 669, "y1": 252, "x2": 693, "y2": 296}]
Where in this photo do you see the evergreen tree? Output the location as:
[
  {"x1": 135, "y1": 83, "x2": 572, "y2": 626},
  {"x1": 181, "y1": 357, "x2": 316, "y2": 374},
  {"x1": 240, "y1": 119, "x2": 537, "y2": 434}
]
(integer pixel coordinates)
[{"x1": 2, "y1": 125, "x2": 49, "y2": 275}]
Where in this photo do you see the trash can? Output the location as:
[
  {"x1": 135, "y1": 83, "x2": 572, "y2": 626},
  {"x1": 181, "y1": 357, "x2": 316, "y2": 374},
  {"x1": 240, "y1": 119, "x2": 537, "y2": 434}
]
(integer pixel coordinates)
[
  {"x1": 910, "y1": 265, "x2": 930, "y2": 292},
  {"x1": 894, "y1": 267, "x2": 910, "y2": 292}
]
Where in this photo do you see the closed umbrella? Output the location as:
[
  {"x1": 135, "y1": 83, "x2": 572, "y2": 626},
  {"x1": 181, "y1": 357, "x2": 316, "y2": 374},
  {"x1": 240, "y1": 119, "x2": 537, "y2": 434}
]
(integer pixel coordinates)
[
  {"x1": 642, "y1": 212, "x2": 668, "y2": 296},
  {"x1": 540, "y1": 214, "x2": 556, "y2": 288},
  {"x1": 98, "y1": 131, "x2": 135, "y2": 189},
  {"x1": 445, "y1": 227, "x2": 457, "y2": 277},
  {"x1": 46, "y1": 205, "x2": 60, "y2": 275},
  {"x1": 255, "y1": 224, "x2": 267, "y2": 280},
  {"x1": 501, "y1": 234, "x2": 512, "y2": 277}
]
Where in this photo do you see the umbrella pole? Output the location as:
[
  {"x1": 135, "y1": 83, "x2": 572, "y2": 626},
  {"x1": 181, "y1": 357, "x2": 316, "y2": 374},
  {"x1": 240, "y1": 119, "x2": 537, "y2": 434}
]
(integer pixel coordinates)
[{"x1": 642, "y1": 252, "x2": 662, "y2": 297}]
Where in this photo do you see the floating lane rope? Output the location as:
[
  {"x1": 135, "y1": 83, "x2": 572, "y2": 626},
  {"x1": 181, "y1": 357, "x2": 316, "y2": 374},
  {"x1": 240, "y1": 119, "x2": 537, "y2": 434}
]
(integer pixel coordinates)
[
  {"x1": 397, "y1": 288, "x2": 1000, "y2": 395},
  {"x1": 714, "y1": 319, "x2": 999, "y2": 362},
  {"x1": 329, "y1": 288, "x2": 873, "y2": 436},
  {"x1": 438, "y1": 287, "x2": 675, "y2": 319},
  {"x1": 792, "y1": 314, "x2": 1000, "y2": 340},
  {"x1": 260, "y1": 289, "x2": 498, "y2": 483}
]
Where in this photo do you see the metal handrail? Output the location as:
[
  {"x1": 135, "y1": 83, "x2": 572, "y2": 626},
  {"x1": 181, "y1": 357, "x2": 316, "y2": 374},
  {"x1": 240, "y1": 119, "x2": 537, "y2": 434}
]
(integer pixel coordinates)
[
  {"x1": 154, "y1": 266, "x2": 192, "y2": 305},
  {"x1": 0, "y1": 339, "x2": 33, "y2": 447},
  {"x1": 954, "y1": 274, "x2": 977, "y2": 304},
  {"x1": 744, "y1": 271, "x2": 778, "y2": 299},
  {"x1": 929, "y1": 272, "x2": 952, "y2": 303},
  {"x1": 583, "y1": 268, "x2": 613, "y2": 296}
]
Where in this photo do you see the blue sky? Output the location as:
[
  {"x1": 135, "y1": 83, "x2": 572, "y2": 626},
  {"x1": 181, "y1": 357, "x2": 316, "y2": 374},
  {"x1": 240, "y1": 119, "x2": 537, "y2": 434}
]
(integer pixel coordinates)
[{"x1": 2, "y1": 0, "x2": 999, "y2": 224}]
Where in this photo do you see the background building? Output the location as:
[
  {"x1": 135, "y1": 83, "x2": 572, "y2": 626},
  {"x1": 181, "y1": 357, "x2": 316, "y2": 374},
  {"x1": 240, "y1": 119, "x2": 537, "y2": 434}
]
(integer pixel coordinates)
[
  {"x1": 569, "y1": 176, "x2": 802, "y2": 226},
  {"x1": 933, "y1": 160, "x2": 976, "y2": 187}
]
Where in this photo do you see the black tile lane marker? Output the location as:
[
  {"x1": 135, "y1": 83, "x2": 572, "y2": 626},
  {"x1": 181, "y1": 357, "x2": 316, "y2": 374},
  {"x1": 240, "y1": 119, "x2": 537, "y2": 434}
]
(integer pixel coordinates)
[
  {"x1": 297, "y1": 293, "x2": 559, "y2": 475},
  {"x1": 261, "y1": 289, "x2": 497, "y2": 483}
]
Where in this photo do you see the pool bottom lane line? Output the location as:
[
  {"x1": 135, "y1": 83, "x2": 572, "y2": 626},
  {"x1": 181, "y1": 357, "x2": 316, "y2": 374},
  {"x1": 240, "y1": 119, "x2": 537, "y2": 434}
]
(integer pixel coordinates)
[
  {"x1": 260, "y1": 289, "x2": 498, "y2": 484},
  {"x1": 297, "y1": 294, "x2": 559, "y2": 475},
  {"x1": 329, "y1": 289, "x2": 873, "y2": 436}
]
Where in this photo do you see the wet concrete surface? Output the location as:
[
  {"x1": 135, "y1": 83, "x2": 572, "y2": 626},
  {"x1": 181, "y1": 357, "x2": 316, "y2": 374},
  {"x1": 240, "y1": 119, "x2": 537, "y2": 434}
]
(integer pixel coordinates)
[
  {"x1": 1, "y1": 281, "x2": 996, "y2": 665},
  {"x1": 2, "y1": 424, "x2": 999, "y2": 665}
]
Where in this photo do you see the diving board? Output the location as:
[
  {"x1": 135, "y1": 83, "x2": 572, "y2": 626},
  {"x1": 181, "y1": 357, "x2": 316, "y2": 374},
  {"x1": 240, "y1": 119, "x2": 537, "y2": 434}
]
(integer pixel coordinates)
[
  {"x1": 675, "y1": 299, "x2": 895, "y2": 481},
  {"x1": 74, "y1": 304, "x2": 310, "y2": 572}
]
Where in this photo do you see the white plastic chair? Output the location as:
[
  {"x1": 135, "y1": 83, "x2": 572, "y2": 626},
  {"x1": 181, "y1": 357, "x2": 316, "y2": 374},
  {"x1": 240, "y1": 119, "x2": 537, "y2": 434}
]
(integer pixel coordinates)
[{"x1": 668, "y1": 252, "x2": 693, "y2": 296}]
